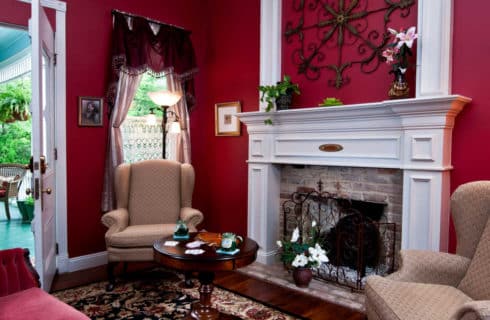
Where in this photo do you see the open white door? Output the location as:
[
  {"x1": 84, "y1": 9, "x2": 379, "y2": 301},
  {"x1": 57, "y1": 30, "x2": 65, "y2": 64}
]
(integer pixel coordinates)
[{"x1": 30, "y1": 0, "x2": 57, "y2": 290}]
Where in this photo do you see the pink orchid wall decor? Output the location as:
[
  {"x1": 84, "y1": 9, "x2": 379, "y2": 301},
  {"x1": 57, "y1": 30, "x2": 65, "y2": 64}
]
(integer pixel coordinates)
[
  {"x1": 382, "y1": 26, "x2": 418, "y2": 99},
  {"x1": 382, "y1": 26, "x2": 418, "y2": 76}
]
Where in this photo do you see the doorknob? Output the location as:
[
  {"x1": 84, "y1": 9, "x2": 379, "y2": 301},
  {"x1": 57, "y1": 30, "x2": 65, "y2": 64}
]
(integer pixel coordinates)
[
  {"x1": 28, "y1": 156, "x2": 47, "y2": 174},
  {"x1": 26, "y1": 187, "x2": 51, "y2": 195}
]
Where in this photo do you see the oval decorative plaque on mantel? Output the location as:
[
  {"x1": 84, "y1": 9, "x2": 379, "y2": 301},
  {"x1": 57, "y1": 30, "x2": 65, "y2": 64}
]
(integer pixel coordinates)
[{"x1": 319, "y1": 144, "x2": 343, "y2": 152}]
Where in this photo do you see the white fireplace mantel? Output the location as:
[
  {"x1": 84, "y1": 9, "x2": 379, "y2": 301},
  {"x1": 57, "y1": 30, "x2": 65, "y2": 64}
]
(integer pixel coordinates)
[{"x1": 237, "y1": 95, "x2": 471, "y2": 265}]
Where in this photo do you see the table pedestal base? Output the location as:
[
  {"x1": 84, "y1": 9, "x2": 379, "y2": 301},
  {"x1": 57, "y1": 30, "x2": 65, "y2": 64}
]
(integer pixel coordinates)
[{"x1": 186, "y1": 271, "x2": 241, "y2": 320}]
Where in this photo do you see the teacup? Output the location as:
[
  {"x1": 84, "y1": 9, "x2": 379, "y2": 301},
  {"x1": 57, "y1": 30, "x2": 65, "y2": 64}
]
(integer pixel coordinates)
[{"x1": 220, "y1": 232, "x2": 243, "y2": 251}]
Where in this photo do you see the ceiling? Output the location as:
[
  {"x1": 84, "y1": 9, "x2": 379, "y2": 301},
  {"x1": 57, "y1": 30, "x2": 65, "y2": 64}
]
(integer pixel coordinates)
[{"x1": 0, "y1": 25, "x2": 30, "y2": 63}]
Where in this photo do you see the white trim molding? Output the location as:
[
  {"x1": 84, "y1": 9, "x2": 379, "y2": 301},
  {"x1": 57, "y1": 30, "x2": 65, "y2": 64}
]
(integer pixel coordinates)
[
  {"x1": 64, "y1": 251, "x2": 108, "y2": 273},
  {"x1": 416, "y1": 0, "x2": 453, "y2": 97},
  {"x1": 237, "y1": 95, "x2": 471, "y2": 262},
  {"x1": 259, "y1": 0, "x2": 282, "y2": 111}
]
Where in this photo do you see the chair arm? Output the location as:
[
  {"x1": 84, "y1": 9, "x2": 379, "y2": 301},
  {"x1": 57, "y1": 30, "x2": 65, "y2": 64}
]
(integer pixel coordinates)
[
  {"x1": 387, "y1": 250, "x2": 471, "y2": 286},
  {"x1": 101, "y1": 209, "x2": 129, "y2": 237},
  {"x1": 180, "y1": 207, "x2": 203, "y2": 229},
  {"x1": 452, "y1": 301, "x2": 490, "y2": 320}
]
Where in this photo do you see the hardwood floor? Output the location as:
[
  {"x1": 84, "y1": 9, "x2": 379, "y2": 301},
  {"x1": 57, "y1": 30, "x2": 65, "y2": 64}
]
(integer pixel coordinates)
[{"x1": 51, "y1": 264, "x2": 365, "y2": 320}]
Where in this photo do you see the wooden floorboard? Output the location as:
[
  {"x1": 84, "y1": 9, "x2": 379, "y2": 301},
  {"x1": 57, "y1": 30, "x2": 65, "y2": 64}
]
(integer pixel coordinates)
[
  {"x1": 214, "y1": 271, "x2": 365, "y2": 320},
  {"x1": 51, "y1": 265, "x2": 365, "y2": 320}
]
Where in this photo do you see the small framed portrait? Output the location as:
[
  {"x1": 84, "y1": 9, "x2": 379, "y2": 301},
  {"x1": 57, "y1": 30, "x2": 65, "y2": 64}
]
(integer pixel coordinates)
[
  {"x1": 215, "y1": 101, "x2": 241, "y2": 136},
  {"x1": 78, "y1": 96, "x2": 103, "y2": 127}
]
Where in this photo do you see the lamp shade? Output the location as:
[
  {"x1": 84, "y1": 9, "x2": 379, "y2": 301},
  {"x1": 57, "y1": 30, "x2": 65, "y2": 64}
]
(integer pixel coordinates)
[{"x1": 148, "y1": 90, "x2": 182, "y2": 106}]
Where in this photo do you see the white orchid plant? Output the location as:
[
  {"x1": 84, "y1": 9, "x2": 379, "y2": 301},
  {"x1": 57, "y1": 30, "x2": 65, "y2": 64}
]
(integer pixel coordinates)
[
  {"x1": 276, "y1": 221, "x2": 329, "y2": 269},
  {"x1": 382, "y1": 26, "x2": 418, "y2": 76}
]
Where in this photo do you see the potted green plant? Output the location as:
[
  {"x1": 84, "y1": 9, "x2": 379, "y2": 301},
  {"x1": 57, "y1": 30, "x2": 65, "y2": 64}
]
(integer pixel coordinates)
[
  {"x1": 318, "y1": 97, "x2": 343, "y2": 107},
  {"x1": 0, "y1": 79, "x2": 31, "y2": 123},
  {"x1": 17, "y1": 196, "x2": 34, "y2": 223},
  {"x1": 259, "y1": 75, "x2": 300, "y2": 124}
]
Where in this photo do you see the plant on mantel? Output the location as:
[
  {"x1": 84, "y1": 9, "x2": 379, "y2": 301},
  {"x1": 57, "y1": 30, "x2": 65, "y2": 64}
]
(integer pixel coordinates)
[
  {"x1": 318, "y1": 97, "x2": 343, "y2": 107},
  {"x1": 259, "y1": 75, "x2": 300, "y2": 125}
]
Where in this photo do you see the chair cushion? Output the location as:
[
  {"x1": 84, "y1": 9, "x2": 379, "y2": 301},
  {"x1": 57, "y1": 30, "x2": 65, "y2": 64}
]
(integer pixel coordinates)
[
  {"x1": 0, "y1": 287, "x2": 89, "y2": 319},
  {"x1": 127, "y1": 160, "x2": 181, "y2": 225},
  {"x1": 106, "y1": 224, "x2": 177, "y2": 248},
  {"x1": 458, "y1": 217, "x2": 490, "y2": 300},
  {"x1": 366, "y1": 275, "x2": 472, "y2": 320}
]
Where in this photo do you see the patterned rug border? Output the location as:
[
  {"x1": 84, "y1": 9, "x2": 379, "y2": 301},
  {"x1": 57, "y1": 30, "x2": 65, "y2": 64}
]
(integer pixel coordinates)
[{"x1": 52, "y1": 268, "x2": 301, "y2": 320}]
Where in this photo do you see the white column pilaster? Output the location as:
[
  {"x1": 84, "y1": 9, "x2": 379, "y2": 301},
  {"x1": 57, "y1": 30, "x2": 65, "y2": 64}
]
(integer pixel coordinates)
[
  {"x1": 248, "y1": 163, "x2": 281, "y2": 264},
  {"x1": 416, "y1": 0, "x2": 453, "y2": 97},
  {"x1": 259, "y1": 0, "x2": 282, "y2": 111}
]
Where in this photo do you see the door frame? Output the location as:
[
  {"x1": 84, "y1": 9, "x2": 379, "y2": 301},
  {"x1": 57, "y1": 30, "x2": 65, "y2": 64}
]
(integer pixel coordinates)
[{"x1": 22, "y1": 0, "x2": 68, "y2": 272}]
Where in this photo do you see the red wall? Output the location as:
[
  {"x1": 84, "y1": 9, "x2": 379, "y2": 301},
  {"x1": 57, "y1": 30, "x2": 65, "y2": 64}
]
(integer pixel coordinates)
[
  {"x1": 281, "y1": 0, "x2": 418, "y2": 107},
  {"x1": 3, "y1": 0, "x2": 489, "y2": 259},
  {"x1": 64, "y1": 0, "x2": 211, "y2": 257},
  {"x1": 191, "y1": 0, "x2": 260, "y2": 235},
  {"x1": 450, "y1": 0, "x2": 490, "y2": 251}
]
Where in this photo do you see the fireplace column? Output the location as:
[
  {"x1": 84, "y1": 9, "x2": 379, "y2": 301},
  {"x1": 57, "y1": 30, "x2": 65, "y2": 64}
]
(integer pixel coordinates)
[{"x1": 248, "y1": 163, "x2": 281, "y2": 264}]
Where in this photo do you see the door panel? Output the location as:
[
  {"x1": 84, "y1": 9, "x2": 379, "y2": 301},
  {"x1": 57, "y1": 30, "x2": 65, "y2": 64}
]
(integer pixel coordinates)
[{"x1": 31, "y1": 0, "x2": 56, "y2": 291}]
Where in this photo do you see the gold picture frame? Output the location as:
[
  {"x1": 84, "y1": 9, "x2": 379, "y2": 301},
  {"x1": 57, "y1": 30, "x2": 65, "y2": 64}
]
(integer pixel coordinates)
[
  {"x1": 215, "y1": 101, "x2": 241, "y2": 136},
  {"x1": 78, "y1": 96, "x2": 103, "y2": 127}
]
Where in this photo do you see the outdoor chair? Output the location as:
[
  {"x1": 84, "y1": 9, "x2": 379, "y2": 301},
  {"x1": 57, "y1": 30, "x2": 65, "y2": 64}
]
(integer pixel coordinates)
[
  {"x1": 365, "y1": 180, "x2": 490, "y2": 320},
  {"x1": 0, "y1": 163, "x2": 27, "y2": 220},
  {"x1": 101, "y1": 159, "x2": 204, "y2": 290}
]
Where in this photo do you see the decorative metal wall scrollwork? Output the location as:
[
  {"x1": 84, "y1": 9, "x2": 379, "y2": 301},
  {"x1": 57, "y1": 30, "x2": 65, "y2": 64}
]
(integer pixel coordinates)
[{"x1": 284, "y1": 0, "x2": 415, "y2": 88}]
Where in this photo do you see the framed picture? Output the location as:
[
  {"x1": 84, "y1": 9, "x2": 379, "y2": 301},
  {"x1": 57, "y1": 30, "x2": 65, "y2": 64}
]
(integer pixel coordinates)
[
  {"x1": 78, "y1": 96, "x2": 103, "y2": 127},
  {"x1": 215, "y1": 101, "x2": 241, "y2": 136}
]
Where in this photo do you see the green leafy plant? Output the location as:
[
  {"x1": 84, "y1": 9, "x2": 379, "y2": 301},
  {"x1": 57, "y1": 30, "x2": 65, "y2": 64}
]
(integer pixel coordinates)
[
  {"x1": 0, "y1": 78, "x2": 31, "y2": 123},
  {"x1": 259, "y1": 75, "x2": 300, "y2": 125},
  {"x1": 318, "y1": 97, "x2": 343, "y2": 107},
  {"x1": 0, "y1": 121, "x2": 31, "y2": 164},
  {"x1": 25, "y1": 196, "x2": 34, "y2": 206}
]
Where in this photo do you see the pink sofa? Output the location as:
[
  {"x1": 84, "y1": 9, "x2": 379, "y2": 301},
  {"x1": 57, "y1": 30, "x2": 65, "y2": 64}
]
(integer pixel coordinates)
[{"x1": 0, "y1": 248, "x2": 89, "y2": 320}]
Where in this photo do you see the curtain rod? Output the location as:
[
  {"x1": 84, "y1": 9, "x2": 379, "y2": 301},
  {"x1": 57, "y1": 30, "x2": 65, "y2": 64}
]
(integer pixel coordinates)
[{"x1": 111, "y1": 9, "x2": 189, "y2": 33}]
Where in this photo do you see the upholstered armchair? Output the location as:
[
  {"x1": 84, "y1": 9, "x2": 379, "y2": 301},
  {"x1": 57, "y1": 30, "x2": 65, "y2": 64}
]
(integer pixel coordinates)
[
  {"x1": 365, "y1": 181, "x2": 490, "y2": 320},
  {"x1": 0, "y1": 248, "x2": 89, "y2": 319},
  {"x1": 101, "y1": 159, "x2": 203, "y2": 290}
]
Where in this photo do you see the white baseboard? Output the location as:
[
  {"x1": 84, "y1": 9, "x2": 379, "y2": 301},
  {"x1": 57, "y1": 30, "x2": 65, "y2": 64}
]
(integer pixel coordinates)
[{"x1": 58, "y1": 251, "x2": 108, "y2": 273}]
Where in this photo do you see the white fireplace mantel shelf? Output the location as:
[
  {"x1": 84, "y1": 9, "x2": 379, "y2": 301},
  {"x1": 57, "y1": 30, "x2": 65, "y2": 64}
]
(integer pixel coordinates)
[{"x1": 236, "y1": 95, "x2": 471, "y2": 265}]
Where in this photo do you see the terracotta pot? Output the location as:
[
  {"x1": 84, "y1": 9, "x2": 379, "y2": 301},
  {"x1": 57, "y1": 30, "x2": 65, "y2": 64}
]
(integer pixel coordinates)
[{"x1": 292, "y1": 267, "x2": 313, "y2": 288}]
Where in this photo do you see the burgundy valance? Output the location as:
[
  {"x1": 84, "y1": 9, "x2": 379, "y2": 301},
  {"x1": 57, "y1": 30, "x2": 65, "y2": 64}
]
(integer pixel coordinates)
[{"x1": 107, "y1": 11, "x2": 198, "y2": 111}]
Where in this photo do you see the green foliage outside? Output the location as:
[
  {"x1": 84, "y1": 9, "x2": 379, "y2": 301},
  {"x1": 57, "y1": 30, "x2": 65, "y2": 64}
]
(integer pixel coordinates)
[
  {"x1": 0, "y1": 120, "x2": 31, "y2": 164},
  {"x1": 0, "y1": 77, "x2": 31, "y2": 164},
  {"x1": 129, "y1": 73, "x2": 168, "y2": 117},
  {"x1": 0, "y1": 77, "x2": 31, "y2": 122}
]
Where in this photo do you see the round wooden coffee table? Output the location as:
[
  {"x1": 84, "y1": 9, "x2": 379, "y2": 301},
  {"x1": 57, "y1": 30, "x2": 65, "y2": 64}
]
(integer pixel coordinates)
[{"x1": 153, "y1": 233, "x2": 258, "y2": 320}]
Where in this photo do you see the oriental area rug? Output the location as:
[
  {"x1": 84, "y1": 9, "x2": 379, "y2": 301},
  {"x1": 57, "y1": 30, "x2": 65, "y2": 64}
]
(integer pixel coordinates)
[{"x1": 53, "y1": 269, "x2": 298, "y2": 320}]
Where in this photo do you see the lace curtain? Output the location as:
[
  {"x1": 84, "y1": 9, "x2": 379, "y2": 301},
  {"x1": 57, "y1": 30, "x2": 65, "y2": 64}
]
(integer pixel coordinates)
[{"x1": 102, "y1": 11, "x2": 198, "y2": 212}]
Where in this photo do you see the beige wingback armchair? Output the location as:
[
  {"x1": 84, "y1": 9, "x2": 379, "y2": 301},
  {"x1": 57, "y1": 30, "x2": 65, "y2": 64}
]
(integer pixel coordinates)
[
  {"x1": 101, "y1": 159, "x2": 203, "y2": 290},
  {"x1": 365, "y1": 181, "x2": 490, "y2": 320}
]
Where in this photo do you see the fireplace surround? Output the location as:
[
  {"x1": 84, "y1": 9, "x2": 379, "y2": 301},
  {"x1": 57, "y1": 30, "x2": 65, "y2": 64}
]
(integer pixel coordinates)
[{"x1": 237, "y1": 96, "x2": 470, "y2": 265}]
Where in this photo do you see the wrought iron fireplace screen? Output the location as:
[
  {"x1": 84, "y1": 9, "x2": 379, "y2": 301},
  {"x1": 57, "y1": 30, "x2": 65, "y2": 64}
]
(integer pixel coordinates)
[{"x1": 282, "y1": 182, "x2": 397, "y2": 290}]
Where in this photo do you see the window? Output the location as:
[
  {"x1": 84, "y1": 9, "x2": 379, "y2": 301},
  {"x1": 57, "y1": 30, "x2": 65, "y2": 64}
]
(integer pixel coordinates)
[{"x1": 121, "y1": 73, "x2": 176, "y2": 163}]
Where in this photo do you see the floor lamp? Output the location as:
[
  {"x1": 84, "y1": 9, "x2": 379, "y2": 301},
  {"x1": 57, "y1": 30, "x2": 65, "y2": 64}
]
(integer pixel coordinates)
[{"x1": 147, "y1": 90, "x2": 182, "y2": 159}]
